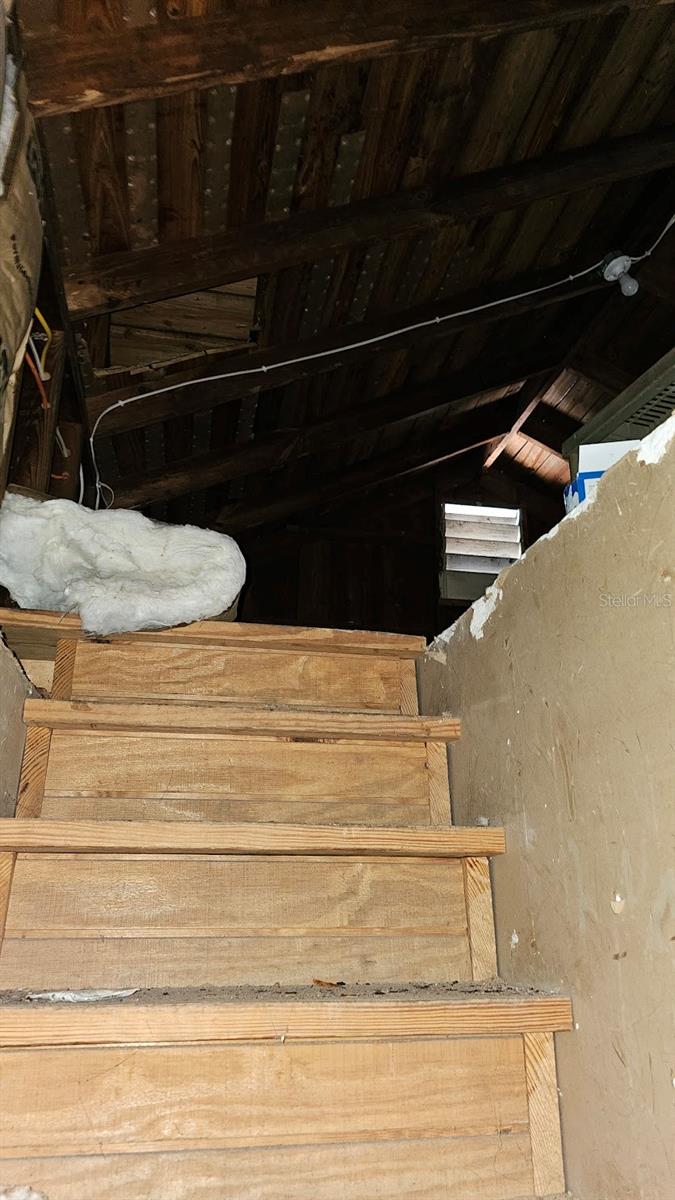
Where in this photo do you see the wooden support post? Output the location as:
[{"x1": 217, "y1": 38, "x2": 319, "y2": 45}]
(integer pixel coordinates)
[
  {"x1": 49, "y1": 420, "x2": 83, "y2": 500},
  {"x1": 15, "y1": 726, "x2": 51, "y2": 818},
  {"x1": 524, "y1": 1031, "x2": 566, "y2": 1196},
  {"x1": 425, "y1": 742, "x2": 451, "y2": 826},
  {"x1": 398, "y1": 659, "x2": 419, "y2": 716},
  {"x1": 0, "y1": 851, "x2": 16, "y2": 950},
  {"x1": 51, "y1": 639, "x2": 77, "y2": 700},
  {"x1": 8, "y1": 333, "x2": 66, "y2": 494},
  {"x1": 462, "y1": 857, "x2": 498, "y2": 980}
]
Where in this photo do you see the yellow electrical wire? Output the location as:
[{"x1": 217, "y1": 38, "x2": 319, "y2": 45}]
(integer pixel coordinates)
[{"x1": 33, "y1": 306, "x2": 52, "y2": 373}]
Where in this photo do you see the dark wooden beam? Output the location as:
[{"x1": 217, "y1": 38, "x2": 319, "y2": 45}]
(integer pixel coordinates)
[
  {"x1": 567, "y1": 350, "x2": 632, "y2": 393},
  {"x1": 88, "y1": 265, "x2": 609, "y2": 437},
  {"x1": 64, "y1": 127, "x2": 675, "y2": 317},
  {"x1": 113, "y1": 351, "x2": 562, "y2": 508},
  {"x1": 23, "y1": 2, "x2": 670, "y2": 117},
  {"x1": 214, "y1": 400, "x2": 525, "y2": 532},
  {"x1": 9, "y1": 334, "x2": 66, "y2": 494},
  {"x1": 49, "y1": 420, "x2": 84, "y2": 500},
  {"x1": 483, "y1": 375, "x2": 556, "y2": 469}
]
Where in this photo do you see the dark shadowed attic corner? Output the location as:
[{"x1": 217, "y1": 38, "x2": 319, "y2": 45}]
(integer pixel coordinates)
[{"x1": 0, "y1": 2, "x2": 673, "y2": 1198}]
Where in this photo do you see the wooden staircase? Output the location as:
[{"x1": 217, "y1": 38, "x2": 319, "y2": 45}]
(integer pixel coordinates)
[{"x1": 0, "y1": 614, "x2": 570, "y2": 1199}]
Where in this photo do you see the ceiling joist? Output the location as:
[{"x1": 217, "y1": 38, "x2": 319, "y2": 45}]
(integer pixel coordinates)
[
  {"x1": 62, "y1": 126, "x2": 675, "y2": 318},
  {"x1": 21, "y1": 1, "x2": 670, "y2": 117}
]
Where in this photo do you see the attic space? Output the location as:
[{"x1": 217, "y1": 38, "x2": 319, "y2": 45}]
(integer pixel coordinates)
[
  {"x1": 2, "y1": 1, "x2": 675, "y2": 636},
  {"x1": 0, "y1": 6, "x2": 674, "y2": 1200}
]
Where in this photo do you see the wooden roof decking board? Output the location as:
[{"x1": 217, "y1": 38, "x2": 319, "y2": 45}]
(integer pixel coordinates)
[
  {"x1": 60, "y1": 125, "x2": 675, "y2": 317},
  {"x1": 111, "y1": 370, "x2": 575, "y2": 507},
  {"x1": 85, "y1": 271, "x2": 610, "y2": 435}
]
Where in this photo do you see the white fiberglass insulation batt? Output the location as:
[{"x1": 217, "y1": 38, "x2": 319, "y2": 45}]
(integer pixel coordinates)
[{"x1": 0, "y1": 494, "x2": 246, "y2": 635}]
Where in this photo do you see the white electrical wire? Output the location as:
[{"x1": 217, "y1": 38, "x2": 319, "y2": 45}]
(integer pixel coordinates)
[
  {"x1": 28, "y1": 335, "x2": 48, "y2": 381},
  {"x1": 55, "y1": 426, "x2": 70, "y2": 458},
  {"x1": 88, "y1": 214, "x2": 675, "y2": 510},
  {"x1": 628, "y1": 213, "x2": 675, "y2": 264}
]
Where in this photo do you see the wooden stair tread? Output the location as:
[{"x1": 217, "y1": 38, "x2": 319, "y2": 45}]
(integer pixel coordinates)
[
  {"x1": 0, "y1": 988, "x2": 573, "y2": 1047},
  {"x1": 0, "y1": 818, "x2": 503, "y2": 856},
  {"x1": 24, "y1": 698, "x2": 460, "y2": 742}
]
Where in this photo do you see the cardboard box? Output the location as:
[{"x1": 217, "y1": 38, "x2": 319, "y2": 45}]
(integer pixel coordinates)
[{"x1": 564, "y1": 441, "x2": 640, "y2": 512}]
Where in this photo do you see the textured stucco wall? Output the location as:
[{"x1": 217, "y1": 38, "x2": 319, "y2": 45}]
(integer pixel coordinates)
[
  {"x1": 0, "y1": 635, "x2": 33, "y2": 816},
  {"x1": 418, "y1": 422, "x2": 675, "y2": 1200}
]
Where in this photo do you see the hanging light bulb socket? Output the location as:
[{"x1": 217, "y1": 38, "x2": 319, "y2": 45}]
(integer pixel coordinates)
[{"x1": 601, "y1": 253, "x2": 640, "y2": 297}]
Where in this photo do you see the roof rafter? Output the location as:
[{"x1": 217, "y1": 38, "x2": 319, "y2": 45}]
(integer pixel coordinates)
[
  {"x1": 114, "y1": 357, "x2": 565, "y2": 508},
  {"x1": 483, "y1": 372, "x2": 559, "y2": 470},
  {"x1": 87, "y1": 266, "x2": 608, "y2": 437},
  {"x1": 213, "y1": 396, "x2": 559, "y2": 532},
  {"x1": 22, "y1": 1, "x2": 672, "y2": 117},
  {"x1": 63, "y1": 127, "x2": 675, "y2": 317}
]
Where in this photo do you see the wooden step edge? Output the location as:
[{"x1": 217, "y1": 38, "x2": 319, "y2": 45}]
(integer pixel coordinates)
[
  {"x1": 0, "y1": 993, "x2": 573, "y2": 1048},
  {"x1": 23, "y1": 698, "x2": 460, "y2": 742},
  {"x1": 1, "y1": 609, "x2": 427, "y2": 660},
  {"x1": 0, "y1": 818, "x2": 505, "y2": 857}
]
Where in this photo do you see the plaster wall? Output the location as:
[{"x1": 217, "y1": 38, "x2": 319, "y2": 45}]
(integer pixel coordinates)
[{"x1": 418, "y1": 423, "x2": 675, "y2": 1200}]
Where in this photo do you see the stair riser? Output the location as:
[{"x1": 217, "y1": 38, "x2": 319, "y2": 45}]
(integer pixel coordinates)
[
  {"x1": 53, "y1": 639, "x2": 420, "y2": 715},
  {"x1": 19, "y1": 727, "x2": 452, "y2": 826},
  {"x1": 0, "y1": 1031, "x2": 563, "y2": 1198},
  {"x1": 0, "y1": 851, "x2": 495, "y2": 989},
  {"x1": 0, "y1": 1137, "x2": 535, "y2": 1200},
  {"x1": 3, "y1": 1036, "x2": 527, "y2": 1154}
]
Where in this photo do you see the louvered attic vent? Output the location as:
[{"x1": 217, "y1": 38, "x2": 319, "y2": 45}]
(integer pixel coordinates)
[{"x1": 444, "y1": 503, "x2": 522, "y2": 575}]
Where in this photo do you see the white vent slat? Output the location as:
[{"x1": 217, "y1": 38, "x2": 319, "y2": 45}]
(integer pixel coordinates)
[{"x1": 445, "y1": 536, "x2": 521, "y2": 558}]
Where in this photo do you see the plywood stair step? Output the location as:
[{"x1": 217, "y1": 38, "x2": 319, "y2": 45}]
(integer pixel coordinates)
[
  {"x1": 0, "y1": 820, "x2": 501, "y2": 989},
  {"x1": 19, "y1": 700, "x2": 457, "y2": 825},
  {"x1": 51, "y1": 633, "x2": 423, "y2": 713},
  {"x1": 0, "y1": 609, "x2": 425, "y2": 700},
  {"x1": 0, "y1": 987, "x2": 571, "y2": 1199}
]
